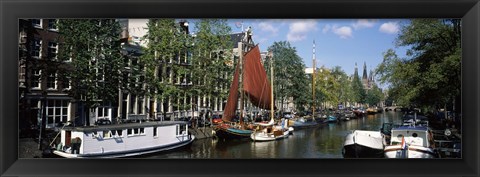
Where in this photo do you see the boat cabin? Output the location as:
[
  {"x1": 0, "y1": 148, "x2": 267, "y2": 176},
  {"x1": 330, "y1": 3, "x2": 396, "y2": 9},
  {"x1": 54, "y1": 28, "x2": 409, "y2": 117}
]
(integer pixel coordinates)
[
  {"x1": 389, "y1": 126, "x2": 434, "y2": 148},
  {"x1": 54, "y1": 121, "x2": 191, "y2": 157}
]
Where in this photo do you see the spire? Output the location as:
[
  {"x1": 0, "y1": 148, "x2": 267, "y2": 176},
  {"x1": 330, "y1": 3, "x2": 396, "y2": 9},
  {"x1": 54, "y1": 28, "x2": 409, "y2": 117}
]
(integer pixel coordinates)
[
  {"x1": 354, "y1": 62, "x2": 358, "y2": 77},
  {"x1": 362, "y1": 61, "x2": 368, "y2": 80}
]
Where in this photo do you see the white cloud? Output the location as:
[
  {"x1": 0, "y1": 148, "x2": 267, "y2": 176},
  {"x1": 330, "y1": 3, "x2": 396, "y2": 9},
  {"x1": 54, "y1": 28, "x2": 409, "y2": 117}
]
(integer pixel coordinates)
[
  {"x1": 286, "y1": 20, "x2": 318, "y2": 42},
  {"x1": 379, "y1": 22, "x2": 399, "y2": 34},
  {"x1": 332, "y1": 25, "x2": 353, "y2": 39},
  {"x1": 258, "y1": 22, "x2": 279, "y2": 35},
  {"x1": 322, "y1": 24, "x2": 331, "y2": 34},
  {"x1": 352, "y1": 19, "x2": 377, "y2": 30}
]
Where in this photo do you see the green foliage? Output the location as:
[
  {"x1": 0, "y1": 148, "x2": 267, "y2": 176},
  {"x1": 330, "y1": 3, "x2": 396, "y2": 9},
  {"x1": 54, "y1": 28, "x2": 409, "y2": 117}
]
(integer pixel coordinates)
[
  {"x1": 267, "y1": 41, "x2": 309, "y2": 112},
  {"x1": 57, "y1": 19, "x2": 123, "y2": 108},
  {"x1": 365, "y1": 85, "x2": 384, "y2": 106},
  {"x1": 191, "y1": 19, "x2": 233, "y2": 108},
  {"x1": 351, "y1": 69, "x2": 366, "y2": 105},
  {"x1": 141, "y1": 19, "x2": 184, "y2": 103},
  {"x1": 376, "y1": 19, "x2": 461, "y2": 110}
]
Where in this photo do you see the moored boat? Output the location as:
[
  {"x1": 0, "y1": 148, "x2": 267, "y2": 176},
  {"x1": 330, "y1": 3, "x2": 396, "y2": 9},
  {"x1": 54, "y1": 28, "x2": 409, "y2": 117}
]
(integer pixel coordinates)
[
  {"x1": 384, "y1": 126, "x2": 437, "y2": 158},
  {"x1": 213, "y1": 32, "x2": 275, "y2": 140},
  {"x1": 326, "y1": 115, "x2": 338, "y2": 123},
  {"x1": 250, "y1": 119, "x2": 292, "y2": 141},
  {"x1": 366, "y1": 107, "x2": 377, "y2": 114},
  {"x1": 52, "y1": 121, "x2": 194, "y2": 158},
  {"x1": 290, "y1": 117, "x2": 318, "y2": 129},
  {"x1": 343, "y1": 130, "x2": 385, "y2": 158}
]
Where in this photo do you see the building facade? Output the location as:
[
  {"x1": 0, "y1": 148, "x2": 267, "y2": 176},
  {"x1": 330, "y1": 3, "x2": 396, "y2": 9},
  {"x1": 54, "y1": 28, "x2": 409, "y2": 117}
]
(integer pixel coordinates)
[{"x1": 19, "y1": 19, "x2": 73, "y2": 132}]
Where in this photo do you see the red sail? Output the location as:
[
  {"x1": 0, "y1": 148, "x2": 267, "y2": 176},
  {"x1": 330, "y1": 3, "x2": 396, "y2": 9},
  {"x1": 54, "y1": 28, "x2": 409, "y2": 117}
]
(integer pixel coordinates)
[
  {"x1": 243, "y1": 46, "x2": 274, "y2": 110},
  {"x1": 222, "y1": 64, "x2": 240, "y2": 122}
]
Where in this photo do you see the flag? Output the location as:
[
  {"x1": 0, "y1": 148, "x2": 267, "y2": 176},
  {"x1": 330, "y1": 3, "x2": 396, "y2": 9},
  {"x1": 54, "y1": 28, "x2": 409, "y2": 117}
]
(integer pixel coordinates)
[{"x1": 401, "y1": 136, "x2": 407, "y2": 149}]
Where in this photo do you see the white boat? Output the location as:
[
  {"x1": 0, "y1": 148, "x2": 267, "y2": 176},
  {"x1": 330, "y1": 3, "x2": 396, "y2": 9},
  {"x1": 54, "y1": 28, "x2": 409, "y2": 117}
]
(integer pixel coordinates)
[
  {"x1": 384, "y1": 126, "x2": 437, "y2": 158},
  {"x1": 343, "y1": 130, "x2": 385, "y2": 158},
  {"x1": 52, "y1": 121, "x2": 194, "y2": 158},
  {"x1": 251, "y1": 119, "x2": 293, "y2": 141}
]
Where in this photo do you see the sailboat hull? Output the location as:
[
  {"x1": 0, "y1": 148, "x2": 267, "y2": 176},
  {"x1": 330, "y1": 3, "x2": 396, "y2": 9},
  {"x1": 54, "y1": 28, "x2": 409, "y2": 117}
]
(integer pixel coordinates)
[
  {"x1": 250, "y1": 129, "x2": 289, "y2": 141},
  {"x1": 213, "y1": 126, "x2": 252, "y2": 140}
]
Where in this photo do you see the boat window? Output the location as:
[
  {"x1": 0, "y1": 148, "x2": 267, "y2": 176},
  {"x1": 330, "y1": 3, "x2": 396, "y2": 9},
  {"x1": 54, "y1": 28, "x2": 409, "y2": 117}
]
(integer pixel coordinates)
[
  {"x1": 153, "y1": 127, "x2": 157, "y2": 137},
  {"x1": 117, "y1": 130, "x2": 123, "y2": 137},
  {"x1": 103, "y1": 130, "x2": 111, "y2": 138},
  {"x1": 133, "y1": 128, "x2": 139, "y2": 134},
  {"x1": 177, "y1": 125, "x2": 186, "y2": 135},
  {"x1": 127, "y1": 129, "x2": 133, "y2": 135},
  {"x1": 140, "y1": 128, "x2": 144, "y2": 134},
  {"x1": 111, "y1": 130, "x2": 117, "y2": 136},
  {"x1": 397, "y1": 134, "x2": 403, "y2": 138},
  {"x1": 412, "y1": 133, "x2": 418, "y2": 137}
]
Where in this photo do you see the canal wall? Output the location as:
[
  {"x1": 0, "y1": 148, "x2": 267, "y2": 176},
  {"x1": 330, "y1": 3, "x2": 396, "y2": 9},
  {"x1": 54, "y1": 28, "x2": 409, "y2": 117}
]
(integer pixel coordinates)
[{"x1": 189, "y1": 127, "x2": 214, "y2": 139}]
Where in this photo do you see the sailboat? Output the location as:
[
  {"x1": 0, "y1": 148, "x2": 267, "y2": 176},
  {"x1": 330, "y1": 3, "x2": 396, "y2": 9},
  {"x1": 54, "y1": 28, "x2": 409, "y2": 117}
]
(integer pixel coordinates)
[
  {"x1": 250, "y1": 50, "x2": 293, "y2": 141},
  {"x1": 291, "y1": 40, "x2": 319, "y2": 129},
  {"x1": 213, "y1": 33, "x2": 275, "y2": 140}
]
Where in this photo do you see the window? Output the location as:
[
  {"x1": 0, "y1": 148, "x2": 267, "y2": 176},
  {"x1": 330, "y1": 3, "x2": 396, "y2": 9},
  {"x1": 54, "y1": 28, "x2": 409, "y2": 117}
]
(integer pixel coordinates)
[
  {"x1": 46, "y1": 73, "x2": 57, "y2": 90},
  {"x1": 32, "y1": 69, "x2": 41, "y2": 89},
  {"x1": 62, "y1": 77, "x2": 71, "y2": 90},
  {"x1": 48, "y1": 19, "x2": 58, "y2": 31},
  {"x1": 127, "y1": 128, "x2": 145, "y2": 136},
  {"x1": 97, "y1": 106, "x2": 110, "y2": 120},
  {"x1": 19, "y1": 65, "x2": 26, "y2": 87},
  {"x1": 412, "y1": 133, "x2": 418, "y2": 137},
  {"x1": 176, "y1": 125, "x2": 186, "y2": 136},
  {"x1": 32, "y1": 38, "x2": 42, "y2": 58},
  {"x1": 92, "y1": 131, "x2": 98, "y2": 138},
  {"x1": 32, "y1": 19, "x2": 42, "y2": 28},
  {"x1": 45, "y1": 100, "x2": 69, "y2": 128},
  {"x1": 137, "y1": 99, "x2": 143, "y2": 114},
  {"x1": 47, "y1": 42, "x2": 58, "y2": 60},
  {"x1": 103, "y1": 130, "x2": 111, "y2": 138},
  {"x1": 116, "y1": 130, "x2": 123, "y2": 137},
  {"x1": 153, "y1": 127, "x2": 157, "y2": 137}
]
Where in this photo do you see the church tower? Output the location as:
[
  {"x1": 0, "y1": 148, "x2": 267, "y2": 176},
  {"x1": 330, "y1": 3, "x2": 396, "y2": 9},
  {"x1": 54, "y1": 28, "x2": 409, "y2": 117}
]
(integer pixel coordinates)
[{"x1": 362, "y1": 62, "x2": 368, "y2": 89}]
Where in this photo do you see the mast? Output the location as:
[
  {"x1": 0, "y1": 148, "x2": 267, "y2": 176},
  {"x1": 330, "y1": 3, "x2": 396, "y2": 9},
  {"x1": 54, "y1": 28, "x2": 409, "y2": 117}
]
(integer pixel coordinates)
[
  {"x1": 238, "y1": 41, "x2": 244, "y2": 127},
  {"x1": 269, "y1": 50, "x2": 274, "y2": 122},
  {"x1": 312, "y1": 40, "x2": 316, "y2": 120}
]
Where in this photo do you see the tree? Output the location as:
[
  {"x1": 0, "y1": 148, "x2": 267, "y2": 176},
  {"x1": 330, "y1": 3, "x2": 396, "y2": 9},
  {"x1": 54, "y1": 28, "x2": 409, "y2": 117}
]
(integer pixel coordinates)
[
  {"x1": 267, "y1": 41, "x2": 309, "y2": 113},
  {"x1": 191, "y1": 19, "x2": 233, "y2": 111},
  {"x1": 141, "y1": 19, "x2": 185, "y2": 119},
  {"x1": 330, "y1": 66, "x2": 353, "y2": 107},
  {"x1": 351, "y1": 68, "x2": 366, "y2": 106},
  {"x1": 365, "y1": 85, "x2": 383, "y2": 106},
  {"x1": 57, "y1": 19, "x2": 123, "y2": 125},
  {"x1": 376, "y1": 19, "x2": 461, "y2": 113}
]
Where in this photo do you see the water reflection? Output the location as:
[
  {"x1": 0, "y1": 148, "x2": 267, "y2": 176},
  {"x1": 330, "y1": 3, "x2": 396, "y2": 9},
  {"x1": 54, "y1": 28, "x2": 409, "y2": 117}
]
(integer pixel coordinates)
[{"x1": 147, "y1": 111, "x2": 403, "y2": 159}]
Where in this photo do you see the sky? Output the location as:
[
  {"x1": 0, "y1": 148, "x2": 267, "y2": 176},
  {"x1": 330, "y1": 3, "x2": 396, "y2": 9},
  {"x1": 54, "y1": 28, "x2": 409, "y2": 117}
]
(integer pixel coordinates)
[
  {"x1": 223, "y1": 19, "x2": 410, "y2": 79},
  {"x1": 128, "y1": 19, "x2": 411, "y2": 88}
]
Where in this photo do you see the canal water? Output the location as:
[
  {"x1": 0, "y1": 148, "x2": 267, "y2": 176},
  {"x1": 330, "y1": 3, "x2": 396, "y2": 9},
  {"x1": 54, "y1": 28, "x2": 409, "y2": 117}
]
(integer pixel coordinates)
[{"x1": 147, "y1": 111, "x2": 404, "y2": 159}]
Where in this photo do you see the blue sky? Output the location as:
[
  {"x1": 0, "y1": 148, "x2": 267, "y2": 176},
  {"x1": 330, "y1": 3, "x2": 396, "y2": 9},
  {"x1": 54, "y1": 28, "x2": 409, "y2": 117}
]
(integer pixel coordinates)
[{"x1": 221, "y1": 19, "x2": 410, "y2": 82}]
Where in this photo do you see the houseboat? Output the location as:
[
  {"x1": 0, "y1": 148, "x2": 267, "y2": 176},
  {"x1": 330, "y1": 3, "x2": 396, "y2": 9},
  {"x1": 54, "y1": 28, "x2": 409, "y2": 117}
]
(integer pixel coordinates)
[
  {"x1": 384, "y1": 126, "x2": 437, "y2": 158},
  {"x1": 52, "y1": 121, "x2": 194, "y2": 158}
]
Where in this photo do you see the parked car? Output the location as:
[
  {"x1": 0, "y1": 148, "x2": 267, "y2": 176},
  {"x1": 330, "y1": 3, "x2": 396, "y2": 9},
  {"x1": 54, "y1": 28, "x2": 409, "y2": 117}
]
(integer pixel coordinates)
[{"x1": 95, "y1": 119, "x2": 112, "y2": 126}]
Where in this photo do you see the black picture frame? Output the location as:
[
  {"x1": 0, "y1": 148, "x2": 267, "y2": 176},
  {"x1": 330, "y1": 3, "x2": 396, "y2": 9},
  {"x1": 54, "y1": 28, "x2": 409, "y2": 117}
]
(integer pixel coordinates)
[{"x1": 1, "y1": 0, "x2": 478, "y2": 176}]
